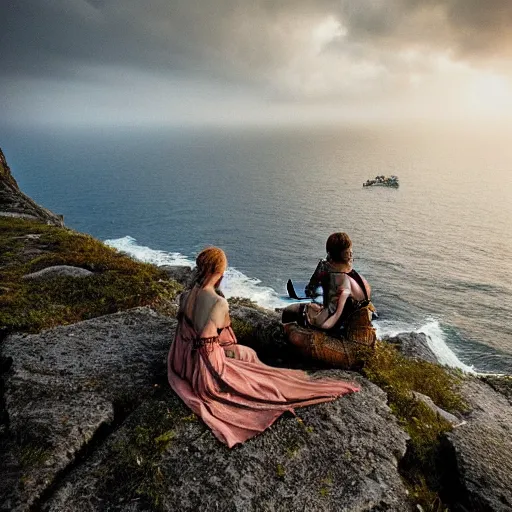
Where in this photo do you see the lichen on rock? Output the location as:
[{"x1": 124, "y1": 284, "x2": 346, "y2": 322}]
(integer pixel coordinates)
[
  {"x1": 43, "y1": 376, "x2": 411, "y2": 512},
  {"x1": 1, "y1": 308, "x2": 176, "y2": 511}
]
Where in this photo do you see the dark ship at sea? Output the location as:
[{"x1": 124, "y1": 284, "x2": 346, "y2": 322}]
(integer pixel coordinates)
[{"x1": 363, "y1": 175, "x2": 399, "y2": 188}]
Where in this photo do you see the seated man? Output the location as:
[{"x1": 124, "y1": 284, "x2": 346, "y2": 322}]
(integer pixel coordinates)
[{"x1": 281, "y1": 232, "x2": 376, "y2": 367}]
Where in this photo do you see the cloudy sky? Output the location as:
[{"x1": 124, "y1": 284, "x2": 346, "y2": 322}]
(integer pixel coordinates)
[{"x1": 2, "y1": 0, "x2": 512, "y2": 126}]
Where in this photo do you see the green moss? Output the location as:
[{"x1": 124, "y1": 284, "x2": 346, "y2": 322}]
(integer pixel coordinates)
[
  {"x1": 276, "y1": 463, "x2": 286, "y2": 479},
  {"x1": 319, "y1": 487, "x2": 330, "y2": 497},
  {"x1": 154, "y1": 430, "x2": 176, "y2": 449},
  {"x1": 409, "y1": 478, "x2": 448, "y2": 512},
  {"x1": 228, "y1": 296, "x2": 260, "y2": 308},
  {"x1": 363, "y1": 342, "x2": 466, "y2": 412},
  {"x1": 181, "y1": 413, "x2": 198, "y2": 422},
  {"x1": 0, "y1": 218, "x2": 181, "y2": 332},
  {"x1": 295, "y1": 416, "x2": 314, "y2": 434},
  {"x1": 230, "y1": 317, "x2": 256, "y2": 345},
  {"x1": 360, "y1": 341, "x2": 467, "y2": 510},
  {"x1": 106, "y1": 401, "x2": 181, "y2": 509},
  {"x1": 19, "y1": 444, "x2": 51, "y2": 468},
  {"x1": 319, "y1": 474, "x2": 333, "y2": 497},
  {"x1": 16, "y1": 435, "x2": 53, "y2": 486},
  {"x1": 285, "y1": 442, "x2": 301, "y2": 459}
]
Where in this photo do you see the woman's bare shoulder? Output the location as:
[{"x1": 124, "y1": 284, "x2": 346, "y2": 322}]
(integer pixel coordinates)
[
  {"x1": 213, "y1": 294, "x2": 229, "y2": 312},
  {"x1": 209, "y1": 295, "x2": 229, "y2": 327},
  {"x1": 198, "y1": 289, "x2": 228, "y2": 312}
]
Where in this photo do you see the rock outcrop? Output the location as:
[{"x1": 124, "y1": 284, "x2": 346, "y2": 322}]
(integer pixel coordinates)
[
  {"x1": 481, "y1": 375, "x2": 512, "y2": 405},
  {"x1": 43, "y1": 377, "x2": 410, "y2": 512},
  {"x1": 381, "y1": 332, "x2": 438, "y2": 364},
  {"x1": 444, "y1": 377, "x2": 512, "y2": 511},
  {"x1": 1, "y1": 308, "x2": 176, "y2": 511},
  {"x1": 0, "y1": 148, "x2": 64, "y2": 226},
  {"x1": 1, "y1": 307, "x2": 411, "y2": 512},
  {"x1": 159, "y1": 265, "x2": 193, "y2": 287},
  {"x1": 22, "y1": 265, "x2": 94, "y2": 280},
  {"x1": 412, "y1": 391, "x2": 465, "y2": 427}
]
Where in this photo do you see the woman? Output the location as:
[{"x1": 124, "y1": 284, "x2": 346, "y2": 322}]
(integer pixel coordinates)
[
  {"x1": 168, "y1": 246, "x2": 359, "y2": 448},
  {"x1": 281, "y1": 233, "x2": 376, "y2": 367}
]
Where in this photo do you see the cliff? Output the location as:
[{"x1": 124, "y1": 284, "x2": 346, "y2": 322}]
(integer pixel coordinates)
[
  {"x1": 1, "y1": 150, "x2": 512, "y2": 512},
  {"x1": 0, "y1": 148, "x2": 64, "y2": 227}
]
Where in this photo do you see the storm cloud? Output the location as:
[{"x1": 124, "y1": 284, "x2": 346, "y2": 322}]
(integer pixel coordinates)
[{"x1": 2, "y1": 0, "x2": 512, "y2": 125}]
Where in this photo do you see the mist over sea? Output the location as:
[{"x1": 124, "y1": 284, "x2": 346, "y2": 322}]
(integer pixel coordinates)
[{"x1": 2, "y1": 123, "x2": 511, "y2": 373}]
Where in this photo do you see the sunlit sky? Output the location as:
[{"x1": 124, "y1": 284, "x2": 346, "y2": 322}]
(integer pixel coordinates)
[{"x1": 2, "y1": 0, "x2": 512, "y2": 127}]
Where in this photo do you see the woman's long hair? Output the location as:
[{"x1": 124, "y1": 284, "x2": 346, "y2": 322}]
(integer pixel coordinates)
[{"x1": 191, "y1": 247, "x2": 227, "y2": 288}]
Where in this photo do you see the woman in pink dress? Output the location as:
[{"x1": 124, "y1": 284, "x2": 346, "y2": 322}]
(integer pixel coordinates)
[{"x1": 167, "y1": 247, "x2": 359, "y2": 448}]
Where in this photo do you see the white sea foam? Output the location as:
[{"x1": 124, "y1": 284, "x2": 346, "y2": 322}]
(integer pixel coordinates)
[
  {"x1": 105, "y1": 236, "x2": 194, "y2": 267},
  {"x1": 221, "y1": 268, "x2": 288, "y2": 309},
  {"x1": 104, "y1": 236, "x2": 287, "y2": 310},
  {"x1": 375, "y1": 318, "x2": 475, "y2": 373}
]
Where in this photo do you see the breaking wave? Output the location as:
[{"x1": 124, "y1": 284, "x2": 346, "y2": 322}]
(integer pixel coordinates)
[
  {"x1": 104, "y1": 236, "x2": 286, "y2": 309},
  {"x1": 375, "y1": 318, "x2": 475, "y2": 373}
]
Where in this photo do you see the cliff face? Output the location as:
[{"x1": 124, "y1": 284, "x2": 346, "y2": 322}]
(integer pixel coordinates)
[
  {"x1": 1, "y1": 308, "x2": 411, "y2": 512},
  {"x1": 0, "y1": 148, "x2": 64, "y2": 227}
]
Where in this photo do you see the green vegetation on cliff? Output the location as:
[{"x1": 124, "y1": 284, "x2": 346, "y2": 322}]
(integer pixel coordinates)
[
  {"x1": 362, "y1": 341, "x2": 467, "y2": 510},
  {"x1": 0, "y1": 217, "x2": 181, "y2": 332}
]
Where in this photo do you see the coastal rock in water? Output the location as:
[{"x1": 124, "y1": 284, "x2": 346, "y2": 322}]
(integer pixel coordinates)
[
  {"x1": 22, "y1": 265, "x2": 94, "y2": 280},
  {"x1": 444, "y1": 377, "x2": 512, "y2": 511},
  {"x1": 43, "y1": 374, "x2": 411, "y2": 512},
  {"x1": 381, "y1": 332, "x2": 438, "y2": 364},
  {"x1": 0, "y1": 148, "x2": 64, "y2": 226},
  {"x1": 1, "y1": 308, "x2": 176, "y2": 511}
]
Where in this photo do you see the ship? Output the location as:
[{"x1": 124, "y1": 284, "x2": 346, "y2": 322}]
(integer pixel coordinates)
[{"x1": 363, "y1": 175, "x2": 399, "y2": 188}]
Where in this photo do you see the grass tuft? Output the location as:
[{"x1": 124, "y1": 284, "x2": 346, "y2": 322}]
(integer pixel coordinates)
[
  {"x1": 19, "y1": 444, "x2": 51, "y2": 468},
  {"x1": 107, "y1": 402, "x2": 180, "y2": 509},
  {"x1": 276, "y1": 463, "x2": 286, "y2": 479},
  {"x1": 230, "y1": 317, "x2": 256, "y2": 345},
  {"x1": 0, "y1": 218, "x2": 181, "y2": 332}
]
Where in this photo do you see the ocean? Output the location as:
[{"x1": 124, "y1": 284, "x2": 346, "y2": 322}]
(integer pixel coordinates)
[{"x1": 2, "y1": 123, "x2": 511, "y2": 373}]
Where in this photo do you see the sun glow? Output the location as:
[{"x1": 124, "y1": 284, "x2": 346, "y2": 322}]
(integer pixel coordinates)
[{"x1": 465, "y1": 73, "x2": 512, "y2": 117}]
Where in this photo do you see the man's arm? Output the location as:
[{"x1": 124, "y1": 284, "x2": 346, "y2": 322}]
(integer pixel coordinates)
[{"x1": 321, "y1": 275, "x2": 351, "y2": 330}]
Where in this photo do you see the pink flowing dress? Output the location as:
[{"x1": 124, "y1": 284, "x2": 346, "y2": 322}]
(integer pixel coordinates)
[{"x1": 168, "y1": 294, "x2": 359, "y2": 448}]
